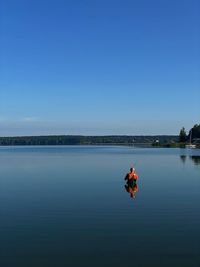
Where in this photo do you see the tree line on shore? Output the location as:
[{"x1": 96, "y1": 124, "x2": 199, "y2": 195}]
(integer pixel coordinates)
[
  {"x1": 0, "y1": 135, "x2": 178, "y2": 146},
  {"x1": 179, "y1": 124, "x2": 200, "y2": 143},
  {"x1": 0, "y1": 124, "x2": 199, "y2": 147}
]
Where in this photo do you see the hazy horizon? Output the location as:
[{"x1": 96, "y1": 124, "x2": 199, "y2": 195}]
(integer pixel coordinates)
[{"x1": 0, "y1": 118, "x2": 197, "y2": 137}]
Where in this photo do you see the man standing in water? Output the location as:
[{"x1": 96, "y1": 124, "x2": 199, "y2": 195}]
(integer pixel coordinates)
[
  {"x1": 125, "y1": 167, "x2": 138, "y2": 182},
  {"x1": 124, "y1": 167, "x2": 139, "y2": 198}
]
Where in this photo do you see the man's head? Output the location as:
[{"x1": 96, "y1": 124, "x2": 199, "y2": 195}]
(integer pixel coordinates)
[{"x1": 130, "y1": 167, "x2": 135, "y2": 172}]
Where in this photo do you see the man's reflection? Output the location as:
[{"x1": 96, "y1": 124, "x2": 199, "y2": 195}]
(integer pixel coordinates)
[{"x1": 125, "y1": 179, "x2": 138, "y2": 199}]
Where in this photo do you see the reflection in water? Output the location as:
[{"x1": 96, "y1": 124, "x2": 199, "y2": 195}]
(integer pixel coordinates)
[
  {"x1": 125, "y1": 179, "x2": 138, "y2": 199},
  {"x1": 190, "y1": 156, "x2": 200, "y2": 166},
  {"x1": 180, "y1": 155, "x2": 187, "y2": 164},
  {"x1": 180, "y1": 155, "x2": 200, "y2": 166}
]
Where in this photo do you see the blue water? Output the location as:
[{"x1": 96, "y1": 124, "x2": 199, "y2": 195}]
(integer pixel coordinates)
[{"x1": 0, "y1": 146, "x2": 200, "y2": 267}]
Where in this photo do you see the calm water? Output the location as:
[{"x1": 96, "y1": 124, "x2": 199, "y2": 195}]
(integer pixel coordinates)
[{"x1": 0, "y1": 146, "x2": 200, "y2": 267}]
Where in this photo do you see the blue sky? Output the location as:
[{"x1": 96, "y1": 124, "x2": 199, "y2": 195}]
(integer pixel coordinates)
[{"x1": 0, "y1": 0, "x2": 199, "y2": 136}]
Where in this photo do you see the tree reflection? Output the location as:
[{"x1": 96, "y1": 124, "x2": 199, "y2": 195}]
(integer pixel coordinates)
[
  {"x1": 189, "y1": 156, "x2": 200, "y2": 166},
  {"x1": 180, "y1": 155, "x2": 187, "y2": 164},
  {"x1": 180, "y1": 155, "x2": 200, "y2": 166}
]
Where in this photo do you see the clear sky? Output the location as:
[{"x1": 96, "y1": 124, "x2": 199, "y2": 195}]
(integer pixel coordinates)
[{"x1": 0, "y1": 0, "x2": 199, "y2": 136}]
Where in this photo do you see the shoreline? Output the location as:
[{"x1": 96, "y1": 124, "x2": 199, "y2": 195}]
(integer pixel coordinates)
[{"x1": 0, "y1": 143, "x2": 199, "y2": 148}]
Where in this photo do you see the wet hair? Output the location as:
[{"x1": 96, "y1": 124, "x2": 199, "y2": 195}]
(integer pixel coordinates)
[{"x1": 130, "y1": 167, "x2": 133, "y2": 172}]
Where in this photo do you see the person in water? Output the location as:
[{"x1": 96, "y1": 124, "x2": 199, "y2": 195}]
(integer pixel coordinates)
[
  {"x1": 125, "y1": 167, "x2": 138, "y2": 182},
  {"x1": 124, "y1": 167, "x2": 139, "y2": 198}
]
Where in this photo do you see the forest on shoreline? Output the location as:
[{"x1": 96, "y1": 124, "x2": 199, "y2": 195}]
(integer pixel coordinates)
[
  {"x1": 0, "y1": 135, "x2": 178, "y2": 146},
  {"x1": 0, "y1": 124, "x2": 199, "y2": 147}
]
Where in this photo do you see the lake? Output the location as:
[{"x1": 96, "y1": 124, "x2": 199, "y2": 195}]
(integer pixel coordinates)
[{"x1": 0, "y1": 146, "x2": 200, "y2": 267}]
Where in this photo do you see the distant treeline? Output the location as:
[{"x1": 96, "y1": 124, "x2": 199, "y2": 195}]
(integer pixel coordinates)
[{"x1": 0, "y1": 135, "x2": 178, "y2": 146}]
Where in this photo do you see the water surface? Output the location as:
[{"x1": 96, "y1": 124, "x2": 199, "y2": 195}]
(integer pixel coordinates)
[{"x1": 0, "y1": 146, "x2": 200, "y2": 267}]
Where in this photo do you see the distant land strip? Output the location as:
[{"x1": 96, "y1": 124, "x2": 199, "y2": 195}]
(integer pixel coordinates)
[{"x1": 0, "y1": 135, "x2": 178, "y2": 146}]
